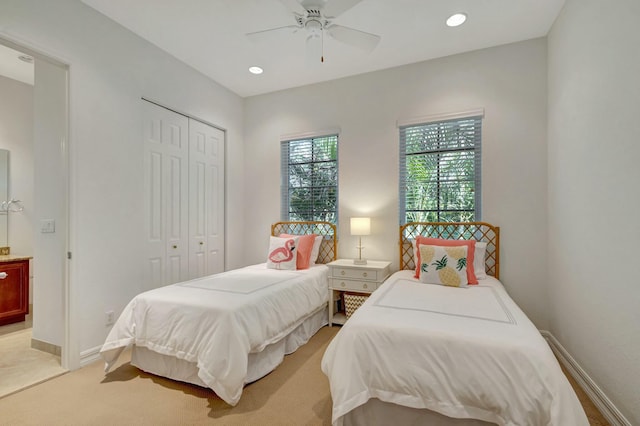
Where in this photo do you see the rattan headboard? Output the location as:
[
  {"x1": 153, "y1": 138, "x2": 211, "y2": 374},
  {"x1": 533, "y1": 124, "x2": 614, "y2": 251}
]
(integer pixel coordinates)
[
  {"x1": 271, "y1": 221, "x2": 337, "y2": 264},
  {"x1": 399, "y1": 222, "x2": 500, "y2": 279}
]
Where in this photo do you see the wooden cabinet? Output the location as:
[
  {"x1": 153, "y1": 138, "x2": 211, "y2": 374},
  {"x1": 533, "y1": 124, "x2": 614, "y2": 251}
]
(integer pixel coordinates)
[{"x1": 0, "y1": 258, "x2": 30, "y2": 326}]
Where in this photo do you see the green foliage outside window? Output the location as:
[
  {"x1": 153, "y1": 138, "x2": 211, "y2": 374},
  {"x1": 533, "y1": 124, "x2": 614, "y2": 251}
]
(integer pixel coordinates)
[
  {"x1": 282, "y1": 135, "x2": 338, "y2": 224},
  {"x1": 400, "y1": 116, "x2": 481, "y2": 224}
]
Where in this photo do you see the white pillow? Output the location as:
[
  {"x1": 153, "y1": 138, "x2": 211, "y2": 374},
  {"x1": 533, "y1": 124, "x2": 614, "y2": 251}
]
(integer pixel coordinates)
[
  {"x1": 267, "y1": 236, "x2": 299, "y2": 270},
  {"x1": 419, "y1": 244, "x2": 469, "y2": 288},
  {"x1": 309, "y1": 235, "x2": 323, "y2": 265},
  {"x1": 474, "y1": 242, "x2": 487, "y2": 280}
]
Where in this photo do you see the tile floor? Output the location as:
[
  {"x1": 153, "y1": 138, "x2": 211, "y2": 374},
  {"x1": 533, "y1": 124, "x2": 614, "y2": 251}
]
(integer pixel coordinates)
[{"x1": 0, "y1": 313, "x2": 67, "y2": 398}]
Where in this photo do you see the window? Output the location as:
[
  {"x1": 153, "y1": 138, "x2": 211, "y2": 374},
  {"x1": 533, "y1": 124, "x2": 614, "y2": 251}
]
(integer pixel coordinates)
[
  {"x1": 281, "y1": 134, "x2": 338, "y2": 223},
  {"x1": 399, "y1": 114, "x2": 482, "y2": 224}
]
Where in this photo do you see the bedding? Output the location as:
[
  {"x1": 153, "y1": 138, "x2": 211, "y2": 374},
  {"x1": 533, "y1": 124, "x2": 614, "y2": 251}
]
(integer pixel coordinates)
[
  {"x1": 322, "y1": 222, "x2": 588, "y2": 426},
  {"x1": 102, "y1": 263, "x2": 328, "y2": 405},
  {"x1": 322, "y1": 271, "x2": 588, "y2": 425},
  {"x1": 101, "y1": 221, "x2": 336, "y2": 406}
]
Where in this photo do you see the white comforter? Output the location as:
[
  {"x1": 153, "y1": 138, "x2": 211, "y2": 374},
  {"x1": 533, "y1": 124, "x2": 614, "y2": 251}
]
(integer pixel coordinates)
[
  {"x1": 101, "y1": 263, "x2": 328, "y2": 405},
  {"x1": 321, "y1": 271, "x2": 588, "y2": 426}
]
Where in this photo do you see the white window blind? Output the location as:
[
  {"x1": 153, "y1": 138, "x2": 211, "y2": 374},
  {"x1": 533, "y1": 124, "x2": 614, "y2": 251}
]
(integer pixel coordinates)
[
  {"x1": 281, "y1": 134, "x2": 338, "y2": 223},
  {"x1": 399, "y1": 115, "x2": 482, "y2": 224}
]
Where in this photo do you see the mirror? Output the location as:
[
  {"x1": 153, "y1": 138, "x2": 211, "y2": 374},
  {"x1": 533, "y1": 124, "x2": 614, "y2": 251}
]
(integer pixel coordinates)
[{"x1": 0, "y1": 149, "x2": 8, "y2": 248}]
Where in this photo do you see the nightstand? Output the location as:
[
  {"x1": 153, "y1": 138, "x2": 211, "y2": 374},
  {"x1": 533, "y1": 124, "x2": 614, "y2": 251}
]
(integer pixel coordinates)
[{"x1": 327, "y1": 259, "x2": 391, "y2": 326}]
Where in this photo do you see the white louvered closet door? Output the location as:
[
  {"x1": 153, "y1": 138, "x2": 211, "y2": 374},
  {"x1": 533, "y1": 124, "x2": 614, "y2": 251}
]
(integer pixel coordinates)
[
  {"x1": 188, "y1": 120, "x2": 225, "y2": 278},
  {"x1": 143, "y1": 101, "x2": 190, "y2": 290}
]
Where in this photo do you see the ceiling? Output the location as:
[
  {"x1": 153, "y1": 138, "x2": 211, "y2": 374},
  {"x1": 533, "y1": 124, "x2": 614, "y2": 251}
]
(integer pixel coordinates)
[
  {"x1": 6, "y1": 1, "x2": 566, "y2": 97},
  {"x1": 0, "y1": 44, "x2": 34, "y2": 86}
]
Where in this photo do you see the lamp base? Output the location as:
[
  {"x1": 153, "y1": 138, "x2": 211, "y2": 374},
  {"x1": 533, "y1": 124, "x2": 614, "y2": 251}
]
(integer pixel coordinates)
[{"x1": 353, "y1": 258, "x2": 368, "y2": 265}]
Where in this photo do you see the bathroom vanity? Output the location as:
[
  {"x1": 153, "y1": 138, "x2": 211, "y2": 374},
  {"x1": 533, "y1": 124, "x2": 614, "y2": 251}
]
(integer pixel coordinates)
[{"x1": 0, "y1": 256, "x2": 31, "y2": 326}]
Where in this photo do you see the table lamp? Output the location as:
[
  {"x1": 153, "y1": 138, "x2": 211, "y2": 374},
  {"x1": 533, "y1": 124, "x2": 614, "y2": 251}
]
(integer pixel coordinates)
[{"x1": 350, "y1": 217, "x2": 371, "y2": 265}]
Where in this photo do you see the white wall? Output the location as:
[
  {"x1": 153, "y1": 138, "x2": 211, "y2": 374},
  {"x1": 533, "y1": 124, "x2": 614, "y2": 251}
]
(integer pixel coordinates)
[
  {"x1": 245, "y1": 39, "x2": 550, "y2": 327},
  {"x1": 548, "y1": 0, "x2": 640, "y2": 423},
  {"x1": 0, "y1": 0, "x2": 245, "y2": 365},
  {"x1": 0, "y1": 75, "x2": 34, "y2": 258},
  {"x1": 32, "y1": 56, "x2": 67, "y2": 347}
]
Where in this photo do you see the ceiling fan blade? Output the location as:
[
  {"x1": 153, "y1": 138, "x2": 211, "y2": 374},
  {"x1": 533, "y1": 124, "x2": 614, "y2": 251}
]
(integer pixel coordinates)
[
  {"x1": 246, "y1": 25, "x2": 300, "y2": 42},
  {"x1": 277, "y1": 0, "x2": 306, "y2": 16},
  {"x1": 326, "y1": 24, "x2": 380, "y2": 52},
  {"x1": 323, "y1": 0, "x2": 364, "y2": 18}
]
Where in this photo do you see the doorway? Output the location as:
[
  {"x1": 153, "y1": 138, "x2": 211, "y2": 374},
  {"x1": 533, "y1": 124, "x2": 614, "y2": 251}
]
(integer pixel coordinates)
[{"x1": 0, "y1": 38, "x2": 70, "y2": 396}]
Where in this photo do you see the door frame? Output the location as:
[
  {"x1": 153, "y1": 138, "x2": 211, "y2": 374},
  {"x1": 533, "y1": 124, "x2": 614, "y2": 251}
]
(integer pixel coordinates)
[{"x1": 0, "y1": 33, "x2": 73, "y2": 369}]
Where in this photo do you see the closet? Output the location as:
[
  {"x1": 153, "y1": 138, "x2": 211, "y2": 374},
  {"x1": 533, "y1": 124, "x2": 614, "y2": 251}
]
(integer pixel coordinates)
[{"x1": 142, "y1": 100, "x2": 225, "y2": 290}]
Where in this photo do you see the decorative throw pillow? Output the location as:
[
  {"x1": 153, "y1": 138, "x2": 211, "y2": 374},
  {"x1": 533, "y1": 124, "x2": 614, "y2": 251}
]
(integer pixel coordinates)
[
  {"x1": 474, "y1": 242, "x2": 488, "y2": 280},
  {"x1": 419, "y1": 244, "x2": 469, "y2": 288},
  {"x1": 280, "y1": 234, "x2": 317, "y2": 269},
  {"x1": 267, "y1": 236, "x2": 299, "y2": 270},
  {"x1": 309, "y1": 235, "x2": 323, "y2": 265},
  {"x1": 414, "y1": 237, "x2": 478, "y2": 284}
]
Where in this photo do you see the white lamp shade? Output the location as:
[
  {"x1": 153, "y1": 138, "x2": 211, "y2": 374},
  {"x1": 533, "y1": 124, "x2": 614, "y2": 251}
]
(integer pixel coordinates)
[{"x1": 350, "y1": 217, "x2": 371, "y2": 236}]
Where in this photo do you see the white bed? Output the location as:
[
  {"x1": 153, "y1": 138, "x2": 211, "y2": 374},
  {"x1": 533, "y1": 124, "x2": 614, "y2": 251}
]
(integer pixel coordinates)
[
  {"x1": 321, "y1": 222, "x2": 588, "y2": 426},
  {"x1": 101, "y1": 221, "x2": 336, "y2": 406}
]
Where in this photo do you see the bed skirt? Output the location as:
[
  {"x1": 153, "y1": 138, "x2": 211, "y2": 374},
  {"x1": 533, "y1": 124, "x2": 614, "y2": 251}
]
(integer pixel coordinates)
[
  {"x1": 341, "y1": 398, "x2": 495, "y2": 426},
  {"x1": 131, "y1": 305, "x2": 328, "y2": 389}
]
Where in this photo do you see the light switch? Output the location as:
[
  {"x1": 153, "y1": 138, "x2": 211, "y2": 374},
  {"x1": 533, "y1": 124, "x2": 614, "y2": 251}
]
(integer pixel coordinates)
[{"x1": 41, "y1": 219, "x2": 56, "y2": 233}]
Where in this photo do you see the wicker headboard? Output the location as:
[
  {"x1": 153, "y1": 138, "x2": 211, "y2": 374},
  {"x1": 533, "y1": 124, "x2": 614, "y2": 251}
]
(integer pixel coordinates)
[
  {"x1": 399, "y1": 222, "x2": 500, "y2": 279},
  {"x1": 271, "y1": 221, "x2": 337, "y2": 264}
]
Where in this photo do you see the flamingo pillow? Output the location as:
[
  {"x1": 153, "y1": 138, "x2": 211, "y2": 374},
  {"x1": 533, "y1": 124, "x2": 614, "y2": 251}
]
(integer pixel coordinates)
[
  {"x1": 280, "y1": 234, "x2": 319, "y2": 269},
  {"x1": 267, "y1": 236, "x2": 299, "y2": 270}
]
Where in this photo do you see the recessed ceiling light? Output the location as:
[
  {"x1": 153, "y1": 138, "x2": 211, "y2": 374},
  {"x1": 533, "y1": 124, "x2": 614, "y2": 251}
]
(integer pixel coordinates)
[
  {"x1": 249, "y1": 66, "x2": 263, "y2": 75},
  {"x1": 446, "y1": 13, "x2": 467, "y2": 27},
  {"x1": 18, "y1": 55, "x2": 34, "y2": 64}
]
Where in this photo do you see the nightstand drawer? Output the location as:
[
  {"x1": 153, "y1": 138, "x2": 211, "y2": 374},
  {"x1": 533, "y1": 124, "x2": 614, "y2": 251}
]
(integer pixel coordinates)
[
  {"x1": 332, "y1": 278, "x2": 376, "y2": 292},
  {"x1": 332, "y1": 267, "x2": 380, "y2": 281}
]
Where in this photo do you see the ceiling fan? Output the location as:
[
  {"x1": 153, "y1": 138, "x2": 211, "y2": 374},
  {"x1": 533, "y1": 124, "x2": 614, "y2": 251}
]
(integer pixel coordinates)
[{"x1": 246, "y1": 0, "x2": 380, "y2": 63}]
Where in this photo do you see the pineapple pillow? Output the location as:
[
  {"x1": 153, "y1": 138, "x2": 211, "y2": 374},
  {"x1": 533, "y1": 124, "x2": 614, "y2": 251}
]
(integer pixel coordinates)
[{"x1": 418, "y1": 244, "x2": 469, "y2": 288}]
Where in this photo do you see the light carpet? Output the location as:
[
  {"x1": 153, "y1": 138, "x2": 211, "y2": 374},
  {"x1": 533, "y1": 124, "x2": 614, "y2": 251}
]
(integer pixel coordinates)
[
  {"x1": 0, "y1": 326, "x2": 337, "y2": 426},
  {"x1": 0, "y1": 326, "x2": 608, "y2": 425}
]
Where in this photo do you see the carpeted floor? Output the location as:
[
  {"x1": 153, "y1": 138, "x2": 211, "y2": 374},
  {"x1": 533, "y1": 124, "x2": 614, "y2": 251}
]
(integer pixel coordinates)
[
  {"x1": 0, "y1": 326, "x2": 336, "y2": 426},
  {"x1": 0, "y1": 325, "x2": 609, "y2": 426}
]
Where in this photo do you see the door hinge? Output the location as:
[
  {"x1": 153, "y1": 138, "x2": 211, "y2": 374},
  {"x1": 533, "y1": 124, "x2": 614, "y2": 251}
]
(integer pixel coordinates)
[{"x1": 67, "y1": 251, "x2": 72, "y2": 260}]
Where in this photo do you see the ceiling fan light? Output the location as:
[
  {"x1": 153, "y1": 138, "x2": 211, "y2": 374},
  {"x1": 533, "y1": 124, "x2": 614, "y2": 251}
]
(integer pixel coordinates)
[
  {"x1": 249, "y1": 66, "x2": 263, "y2": 75},
  {"x1": 446, "y1": 13, "x2": 467, "y2": 27},
  {"x1": 305, "y1": 19, "x2": 322, "y2": 37}
]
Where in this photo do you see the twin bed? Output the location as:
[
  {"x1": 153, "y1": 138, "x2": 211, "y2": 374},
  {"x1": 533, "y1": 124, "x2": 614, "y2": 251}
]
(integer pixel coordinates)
[
  {"x1": 100, "y1": 221, "x2": 336, "y2": 406},
  {"x1": 100, "y1": 220, "x2": 587, "y2": 425},
  {"x1": 321, "y1": 222, "x2": 588, "y2": 426}
]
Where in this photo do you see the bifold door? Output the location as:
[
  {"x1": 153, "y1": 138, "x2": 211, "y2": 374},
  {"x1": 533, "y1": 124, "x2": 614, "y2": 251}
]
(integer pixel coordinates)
[{"x1": 143, "y1": 100, "x2": 224, "y2": 290}]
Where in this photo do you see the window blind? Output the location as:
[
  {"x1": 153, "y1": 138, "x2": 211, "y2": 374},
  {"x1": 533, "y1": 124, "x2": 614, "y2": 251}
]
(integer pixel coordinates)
[
  {"x1": 399, "y1": 115, "x2": 482, "y2": 224},
  {"x1": 281, "y1": 134, "x2": 338, "y2": 223}
]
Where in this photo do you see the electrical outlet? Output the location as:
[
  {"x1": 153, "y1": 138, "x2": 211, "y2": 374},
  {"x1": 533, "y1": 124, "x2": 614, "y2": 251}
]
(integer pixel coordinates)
[
  {"x1": 41, "y1": 219, "x2": 56, "y2": 233},
  {"x1": 105, "y1": 310, "x2": 115, "y2": 326}
]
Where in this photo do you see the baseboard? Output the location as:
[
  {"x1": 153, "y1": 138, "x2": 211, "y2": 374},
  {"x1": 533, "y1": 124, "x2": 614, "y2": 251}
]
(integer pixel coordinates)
[
  {"x1": 31, "y1": 338, "x2": 61, "y2": 357},
  {"x1": 540, "y1": 330, "x2": 631, "y2": 426},
  {"x1": 80, "y1": 345, "x2": 102, "y2": 368}
]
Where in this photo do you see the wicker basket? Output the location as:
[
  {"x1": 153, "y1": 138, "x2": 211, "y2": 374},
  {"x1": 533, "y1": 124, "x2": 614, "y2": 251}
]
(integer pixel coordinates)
[{"x1": 344, "y1": 292, "x2": 369, "y2": 318}]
